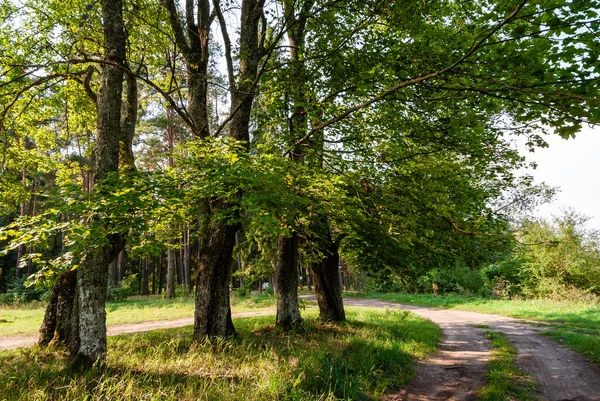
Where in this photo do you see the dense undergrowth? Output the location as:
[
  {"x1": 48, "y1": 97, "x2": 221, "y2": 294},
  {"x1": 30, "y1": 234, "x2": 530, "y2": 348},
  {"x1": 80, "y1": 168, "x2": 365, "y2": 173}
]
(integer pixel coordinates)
[{"x1": 0, "y1": 308, "x2": 440, "y2": 401}]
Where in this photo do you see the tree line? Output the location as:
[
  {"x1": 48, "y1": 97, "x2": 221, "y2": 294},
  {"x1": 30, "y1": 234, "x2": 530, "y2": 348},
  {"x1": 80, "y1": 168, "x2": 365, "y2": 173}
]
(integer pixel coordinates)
[{"x1": 0, "y1": 0, "x2": 599, "y2": 367}]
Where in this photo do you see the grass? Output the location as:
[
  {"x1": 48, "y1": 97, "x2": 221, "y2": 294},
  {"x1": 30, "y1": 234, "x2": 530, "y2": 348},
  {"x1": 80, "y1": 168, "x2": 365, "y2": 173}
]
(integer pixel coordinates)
[
  {"x1": 0, "y1": 307, "x2": 441, "y2": 401},
  {"x1": 350, "y1": 292, "x2": 600, "y2": 367},
  {"x1": 543, "y1": 329, "x2": 600, "y2": 365},
  {"x1": 0, "y1": 292, "x2": 277, "y2": 337},
  {"x1": 477, "y1": 326, "x2": 539, "y2": 401}
]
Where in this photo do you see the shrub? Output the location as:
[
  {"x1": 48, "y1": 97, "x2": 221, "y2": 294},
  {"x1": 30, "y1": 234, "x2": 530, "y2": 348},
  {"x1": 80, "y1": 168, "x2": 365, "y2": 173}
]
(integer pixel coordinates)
[
  {"x1": 0, "y1": 277, "x2": 45, "y2": 305},
  {"x1": 107, "y1": 275, "x2": 138, "y2": 302}
]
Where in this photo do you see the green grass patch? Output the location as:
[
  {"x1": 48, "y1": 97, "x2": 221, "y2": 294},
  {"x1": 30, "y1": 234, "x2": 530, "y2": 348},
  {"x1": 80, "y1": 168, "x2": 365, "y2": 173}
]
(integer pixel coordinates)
[
  {"x1": 348, "y1": 293, "x2": 600, "y2": 330},
  {"x1": 0, "y1": 307, "x2": 441, "y2": 400},
  {"x1": 0, "y1": 293, "x2": 277, "y2": 336},
  {"x1": 543, "y1": 330, "x2": 600, "y2": 366},
  {"x1": 478, "y1": 326, "x2": 539, "y2": 401}
]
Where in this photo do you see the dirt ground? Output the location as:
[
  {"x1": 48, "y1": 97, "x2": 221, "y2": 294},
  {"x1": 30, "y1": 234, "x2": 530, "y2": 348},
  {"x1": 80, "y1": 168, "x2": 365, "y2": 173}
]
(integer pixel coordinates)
[
  {"x1": 2, "y1": 298, "x2": 600, "y2": 400},
  {"x1": 341, "y1": 298, "x2": 600, "y2": 401}
]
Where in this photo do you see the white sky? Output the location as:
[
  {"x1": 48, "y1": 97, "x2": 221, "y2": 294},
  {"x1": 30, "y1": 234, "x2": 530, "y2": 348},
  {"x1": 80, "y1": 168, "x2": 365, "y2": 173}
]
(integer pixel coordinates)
[{"x1": 517, "y1": 125, "x2": 600, "y2": 230}]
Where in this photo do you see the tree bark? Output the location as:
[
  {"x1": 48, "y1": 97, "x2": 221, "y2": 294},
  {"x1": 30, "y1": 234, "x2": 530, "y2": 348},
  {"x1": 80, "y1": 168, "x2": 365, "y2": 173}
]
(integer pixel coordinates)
[
  {"x1": 184, "y1": 227, "x2": 191, "y2": 293},
  {"x1": 194, "y1": 220, "x2": 237, "y2": 339},
  {"x1": 108, "y1": 258, "x2": 118, "y2": 288},
  {"x1": 72, "y1": 0, "x2": 126, "y2": 368},
  {"x1": 39, "y1": 269, "x2": 77, "y2": 348},
  {"x1": 310, "y1": 225, "x2": 345, "y2": 322},
  {"x1": 117, "y1": 249, "x2": 125, "y2": 282},
  {"x1": 166, "y1": 242, "x2": 176, "y2": 298},
  {"x1": 275, "y1": 234, "x2": 303, "y2": 329}
]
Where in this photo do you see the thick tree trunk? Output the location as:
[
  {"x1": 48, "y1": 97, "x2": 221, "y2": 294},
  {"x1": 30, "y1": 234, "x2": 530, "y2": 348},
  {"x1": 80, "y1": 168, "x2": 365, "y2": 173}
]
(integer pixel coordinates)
[
  {"x1": 72, "y1": 0, "x2": 126, "y2": 368},
  {"x1": 275, "y1": 234, "x2": 303, "y2": 329},
  {"x1": 310, "y1": 227, "x2": 345, "y2": 322},
  {"x1": 194, "y1": 221, "x2": 237, "y2": 339},
  {"x1": 39, "y1": 269, "x2": 77, "y2": 348},
  {"x1": 74, "y1": 246, "x2": 113, "y2": 366}
]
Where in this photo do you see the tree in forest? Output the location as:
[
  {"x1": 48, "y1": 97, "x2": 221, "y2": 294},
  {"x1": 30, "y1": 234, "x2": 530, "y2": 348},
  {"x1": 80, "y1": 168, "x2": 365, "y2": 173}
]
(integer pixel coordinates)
[{"x1": 1, "y1": 1, "x2": 599, "y2": 369}]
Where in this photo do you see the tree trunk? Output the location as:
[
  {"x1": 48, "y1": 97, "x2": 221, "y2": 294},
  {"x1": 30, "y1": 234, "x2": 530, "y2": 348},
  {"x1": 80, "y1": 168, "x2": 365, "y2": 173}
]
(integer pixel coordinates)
[
  {"x1": 117, "y1": 249, "x2": 125, "y2": 283},
  {"x1": 15, "y1": 169, "x2": 26, "y2": 279},
  {"x1": 39, "y1": 269, "x2": 77, "y2": 348},
  {"x1": 72, "y1": 0, "x2": 126, "y2": 368},
  {"x1": 193, "y1": 221, "x2": 237, "y2": 339},
  {"x1": 73, "y1": 244, "x2": 115, "y2": 366},
  {"x1": 166, "y1": 242, "x2": 176, "y2": 298},
  {"x1": 108, "y1": 258, "x2": 118, "y2": 288},
  {"x1": 311, "y1": 227, "x2": 345, "y2": 322},
  {"x1": 184, "y1": 227, "x2": 191, "y2": 293},
  {"x1": 143, "y1": 258, "x2": 149, "y2": 295},
  {"x1": 151, "y1": 257, "x2": 156, "y2": 295},
  {"x1": 158, "y1": 254, "x2": 164, "y2": 294},
  {"x1": 275, "y1": 234, "x2": 303, "y2": 329}
]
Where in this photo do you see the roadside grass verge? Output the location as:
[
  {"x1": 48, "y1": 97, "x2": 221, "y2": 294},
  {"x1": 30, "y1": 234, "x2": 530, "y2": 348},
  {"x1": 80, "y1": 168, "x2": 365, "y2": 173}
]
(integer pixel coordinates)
[
  {"x1": 349, "y1": 292, "x2": 600, "y2": 367},
  {"x1": 0, "y1": 292, "x2": 277, "y2": 336},
  {"x1": 543, "y1": 330, "x2": 600, "y2": 365},
  {"x1": 346, "y1": 293, "x2": 600, "y2": 329},
  {"x1": 0, "y1": 307, "x2": 440, "y2": 401},
  {"x1": 477, "y1": 326, "x2": 539, "y2": 401}
]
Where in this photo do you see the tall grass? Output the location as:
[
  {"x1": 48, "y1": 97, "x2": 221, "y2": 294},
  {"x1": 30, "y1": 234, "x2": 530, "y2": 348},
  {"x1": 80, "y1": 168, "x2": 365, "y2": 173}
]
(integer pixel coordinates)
[{"x1": 0, "y1": 307, "x2": 441, "y2": 400}]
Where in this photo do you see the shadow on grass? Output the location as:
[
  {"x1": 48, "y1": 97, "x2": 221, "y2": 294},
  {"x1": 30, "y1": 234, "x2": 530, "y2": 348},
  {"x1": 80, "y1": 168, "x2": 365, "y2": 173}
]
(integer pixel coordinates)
[{"x1": 0, "y1": 312, "x2": 440, "y2": 401}]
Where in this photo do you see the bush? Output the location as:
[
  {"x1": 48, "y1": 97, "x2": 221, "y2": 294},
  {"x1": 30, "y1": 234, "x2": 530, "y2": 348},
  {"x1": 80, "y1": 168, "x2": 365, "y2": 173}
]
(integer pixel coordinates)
[
  {"x1": 107, "y1": 275, "x2": 138, "y2": 302},
  {"x1": 424, "y1": 265, "x2": 487, "y2": 296},
  {"x1": 0, "y1": 277, "x2": 45, "y2": 305},
  {"x1": 515, "y1": 212, "x2": 600, "y2": 299}
]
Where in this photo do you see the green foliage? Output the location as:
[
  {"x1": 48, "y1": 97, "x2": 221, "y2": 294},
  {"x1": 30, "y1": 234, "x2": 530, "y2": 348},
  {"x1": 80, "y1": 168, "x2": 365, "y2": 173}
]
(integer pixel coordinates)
[
  {"x1": 0, "y1": 276, "x2": 46, "y2": 305},
  {"x1": 422, "y1": 266, "x2": 488, "y2": 297},
  {"x1": 107, "y1": 276, "x2": 138, "y2": 303},
  {"x1": 514, "y1": 211, "x2": 600, "y2": 298}
]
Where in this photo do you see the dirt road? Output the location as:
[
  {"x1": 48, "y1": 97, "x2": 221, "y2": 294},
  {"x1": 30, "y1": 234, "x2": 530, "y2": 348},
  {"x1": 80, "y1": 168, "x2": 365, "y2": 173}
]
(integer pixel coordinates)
[
  {"x1": 341, "y1": 298, "x2": 600, "y2": 401},
  {"x1": 2, "y1": 298, "x2": 599, "y2": 400}
]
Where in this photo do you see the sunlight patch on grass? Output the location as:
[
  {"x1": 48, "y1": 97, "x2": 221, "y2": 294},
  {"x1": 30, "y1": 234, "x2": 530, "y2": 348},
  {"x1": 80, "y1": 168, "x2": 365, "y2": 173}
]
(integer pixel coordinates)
[
  {"x1": 0, "y1": 307, "x2": 441, "y2": 401},
  {"x1": 0, "y1": 293, "x2": 277, "y2": 336}
]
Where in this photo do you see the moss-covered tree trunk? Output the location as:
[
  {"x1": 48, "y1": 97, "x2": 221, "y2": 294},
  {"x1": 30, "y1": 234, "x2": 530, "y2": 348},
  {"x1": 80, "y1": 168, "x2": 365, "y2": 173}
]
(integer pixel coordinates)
[{"x1": 194, "y1": 220, "x2": 238, "y2": 339}]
